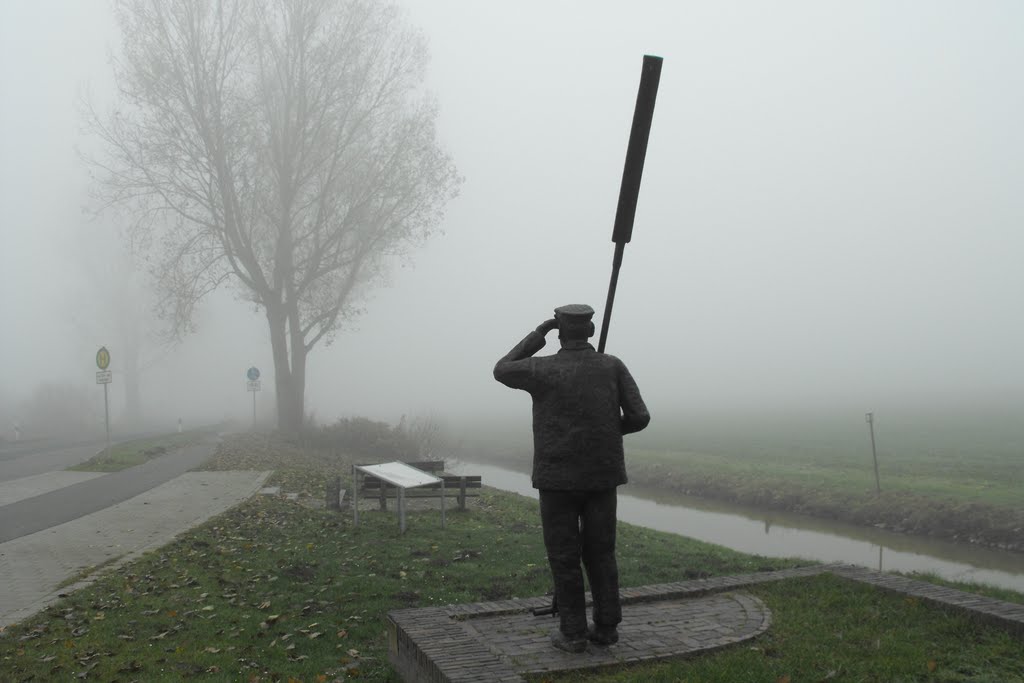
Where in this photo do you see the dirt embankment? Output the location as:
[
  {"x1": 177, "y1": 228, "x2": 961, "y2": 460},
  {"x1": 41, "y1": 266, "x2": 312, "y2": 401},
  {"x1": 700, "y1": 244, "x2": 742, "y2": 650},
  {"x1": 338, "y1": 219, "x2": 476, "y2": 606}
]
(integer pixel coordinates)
[{"x1": 627, "y1": 463, "x2": 1024, "y2": 554}]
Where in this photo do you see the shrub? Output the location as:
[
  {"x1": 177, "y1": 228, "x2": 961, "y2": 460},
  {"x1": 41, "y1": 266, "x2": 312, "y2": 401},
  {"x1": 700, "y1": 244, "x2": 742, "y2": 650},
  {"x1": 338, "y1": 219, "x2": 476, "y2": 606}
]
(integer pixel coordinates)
[{"x1": 307, "y1": 417, "x2": 419, "y2": 461}]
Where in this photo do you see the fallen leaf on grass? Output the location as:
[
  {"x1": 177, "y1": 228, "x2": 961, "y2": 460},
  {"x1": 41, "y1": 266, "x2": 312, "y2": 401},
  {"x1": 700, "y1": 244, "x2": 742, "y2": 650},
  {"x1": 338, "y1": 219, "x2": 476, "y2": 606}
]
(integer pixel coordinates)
[
  {"x1": 205, "y1": 647, "x2": 221, "y2": 653},
  {"x1": 927, "y1": 660, "x2": 937, "y2": 672},
  {"x1": 776, "y1": 676, "x2": 791, "y2": 683},
  {"x1": 116, "y1": 660, "x2": 143, "y2": 673}
]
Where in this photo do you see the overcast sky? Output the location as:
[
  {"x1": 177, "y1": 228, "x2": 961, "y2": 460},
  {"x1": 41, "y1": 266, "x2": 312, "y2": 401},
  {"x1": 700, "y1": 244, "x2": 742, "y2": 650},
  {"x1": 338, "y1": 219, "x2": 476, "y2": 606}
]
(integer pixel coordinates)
[{"x1": 2, "y1": 1, "x2": 1023, "y2": 434}]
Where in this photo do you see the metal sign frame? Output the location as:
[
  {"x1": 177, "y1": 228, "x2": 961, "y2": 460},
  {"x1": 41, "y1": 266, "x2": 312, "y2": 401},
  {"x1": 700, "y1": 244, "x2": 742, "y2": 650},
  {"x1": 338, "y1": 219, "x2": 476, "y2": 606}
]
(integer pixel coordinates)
[{"x1": 352, "y1": 462, "x2": 445, "y2": 533}]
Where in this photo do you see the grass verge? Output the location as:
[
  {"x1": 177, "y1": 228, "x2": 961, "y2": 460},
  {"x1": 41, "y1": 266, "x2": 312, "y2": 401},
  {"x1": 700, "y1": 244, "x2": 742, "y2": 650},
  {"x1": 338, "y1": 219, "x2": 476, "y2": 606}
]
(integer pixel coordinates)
[
  {"x1": 541, "y1": 572, "x2": 1024, "y2": 683},
  {"x1": 624, "y1": 448, "x2": 1024, "y2": 553},
  {"x1": 68, "y1": 431, "x2": 206, "y2": 472},
  {"x1": 1, "y1": 434, "x2": 1021, "y2": 682}
]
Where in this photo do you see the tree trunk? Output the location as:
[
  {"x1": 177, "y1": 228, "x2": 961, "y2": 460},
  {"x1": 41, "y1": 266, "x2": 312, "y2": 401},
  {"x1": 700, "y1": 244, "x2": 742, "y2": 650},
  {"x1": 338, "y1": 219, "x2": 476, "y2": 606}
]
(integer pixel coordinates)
[
  {"x1": 282, "y1": 362, "x2": 305, "y2": 431},
  {"x1": 266, "y1": 300, "x2": 306, "y2": 433}
]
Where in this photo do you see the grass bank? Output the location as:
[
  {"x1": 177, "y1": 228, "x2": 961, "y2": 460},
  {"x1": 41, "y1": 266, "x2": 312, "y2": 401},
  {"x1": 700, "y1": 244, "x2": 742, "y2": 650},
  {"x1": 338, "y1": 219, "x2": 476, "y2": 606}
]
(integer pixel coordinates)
[
  {"x1": 68, "y1": 430, "x2": 207, "y2": 473},
  {"x1": 624, "y1": 447, "x2": 1024, "y2": 553},
  {"x1": 1, "y1": 434, "x2": 1021, "y2": 682}
]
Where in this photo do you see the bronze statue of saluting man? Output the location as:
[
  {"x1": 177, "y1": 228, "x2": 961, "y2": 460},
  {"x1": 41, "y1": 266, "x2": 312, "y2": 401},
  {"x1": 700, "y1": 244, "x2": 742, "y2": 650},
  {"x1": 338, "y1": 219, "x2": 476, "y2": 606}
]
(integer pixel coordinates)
[{"x1": 494, "y1": 304, "x2": 650, "y2": 653}]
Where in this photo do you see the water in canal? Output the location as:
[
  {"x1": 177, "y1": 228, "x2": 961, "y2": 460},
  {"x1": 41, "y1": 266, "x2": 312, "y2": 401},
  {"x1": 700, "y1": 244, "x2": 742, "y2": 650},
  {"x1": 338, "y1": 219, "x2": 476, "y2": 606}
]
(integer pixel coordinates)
[{"x1": 451, "y1": 460, "x2": 1024, "y2": 593}]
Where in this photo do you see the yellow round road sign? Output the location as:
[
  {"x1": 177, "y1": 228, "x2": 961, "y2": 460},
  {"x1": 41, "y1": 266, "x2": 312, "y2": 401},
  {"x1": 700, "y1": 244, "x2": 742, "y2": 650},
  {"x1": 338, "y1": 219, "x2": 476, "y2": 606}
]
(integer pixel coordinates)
[{"x1": 96, "y1": 346, "x2": 111, "y2": 370}]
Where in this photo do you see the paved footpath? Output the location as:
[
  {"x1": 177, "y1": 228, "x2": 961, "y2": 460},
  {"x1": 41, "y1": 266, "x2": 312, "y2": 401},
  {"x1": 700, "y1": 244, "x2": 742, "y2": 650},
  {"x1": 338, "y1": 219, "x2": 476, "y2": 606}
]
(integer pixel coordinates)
[
  {"x1": 0, "y1": 441, "x2": 234, "y2": 543},
  {"x1": 0, "y1": 469, "x2": 271, "y2": 628}
]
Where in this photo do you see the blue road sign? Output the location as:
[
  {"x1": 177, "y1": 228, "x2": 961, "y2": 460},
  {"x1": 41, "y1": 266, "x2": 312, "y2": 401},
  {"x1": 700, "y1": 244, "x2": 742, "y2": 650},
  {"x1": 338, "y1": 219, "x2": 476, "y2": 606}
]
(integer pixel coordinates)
[{"x1": 247, "y1": 367, "x2": 260, "y2": 381}]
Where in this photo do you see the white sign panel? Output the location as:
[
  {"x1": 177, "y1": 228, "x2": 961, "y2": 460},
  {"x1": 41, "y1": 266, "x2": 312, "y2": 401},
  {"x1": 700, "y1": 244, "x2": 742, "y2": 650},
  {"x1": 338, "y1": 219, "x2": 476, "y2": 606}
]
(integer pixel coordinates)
[
  {"x1": 356, "y1": 462, "x2": 441, "y2": 489},
  {"x1": 96, "y1": 370, "x2": 112, "y2": 384},
  {"x1": 247, "y1": 380, "x2": 261, "y2": 392}
]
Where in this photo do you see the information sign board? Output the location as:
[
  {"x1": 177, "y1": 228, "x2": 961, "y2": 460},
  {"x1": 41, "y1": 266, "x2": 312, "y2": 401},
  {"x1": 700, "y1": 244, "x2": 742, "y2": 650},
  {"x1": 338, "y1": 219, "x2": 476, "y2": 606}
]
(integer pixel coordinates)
[{"x1": 96, "y1": 370, "x2": 112, "y2": 384}]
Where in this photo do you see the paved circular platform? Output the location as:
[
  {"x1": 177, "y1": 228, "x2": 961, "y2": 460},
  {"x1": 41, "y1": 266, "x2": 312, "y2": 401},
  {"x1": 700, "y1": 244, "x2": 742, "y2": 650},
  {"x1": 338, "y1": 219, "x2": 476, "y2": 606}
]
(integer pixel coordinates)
[
  {"x1": 386, "y1": 568, "x2": 812, "y2": 683},
  {"x1": 464, "y1": 591, "x2": 770, "y2": 676},
  {"x1": 389, "y1": 564, "x2": 1024, "y2": 682}
]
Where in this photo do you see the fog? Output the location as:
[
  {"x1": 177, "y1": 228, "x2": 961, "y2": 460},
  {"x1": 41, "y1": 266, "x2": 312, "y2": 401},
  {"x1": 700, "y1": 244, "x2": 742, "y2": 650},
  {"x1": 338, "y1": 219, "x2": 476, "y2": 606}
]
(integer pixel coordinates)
[{"x1": 2, "y1": 1, "x2": 1023, "y2": 443}]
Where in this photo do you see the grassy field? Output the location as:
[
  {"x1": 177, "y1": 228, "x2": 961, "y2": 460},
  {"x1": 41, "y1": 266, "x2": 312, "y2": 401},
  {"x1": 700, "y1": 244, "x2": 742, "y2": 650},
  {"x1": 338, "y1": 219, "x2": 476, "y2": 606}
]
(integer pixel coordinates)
[
  {"x1": 1, "y1": 434, "x2": 1021, "y2": 682},
  {"x1": 628, "y1": 417, "x2": 1024, "y2": 507},
  {"x1": 68, "y1": 431, "x2": 208, "y2": 472}
]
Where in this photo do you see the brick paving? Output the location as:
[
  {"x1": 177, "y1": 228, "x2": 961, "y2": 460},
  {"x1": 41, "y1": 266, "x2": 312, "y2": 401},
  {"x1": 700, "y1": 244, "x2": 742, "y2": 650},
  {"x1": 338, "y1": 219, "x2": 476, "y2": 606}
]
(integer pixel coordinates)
[
  {"x1": 463, "y1": 591, "x2": 769, "y2": 676},
  {"x1": 388, "y1": 564, "x2": 1024, "y2": 682}
]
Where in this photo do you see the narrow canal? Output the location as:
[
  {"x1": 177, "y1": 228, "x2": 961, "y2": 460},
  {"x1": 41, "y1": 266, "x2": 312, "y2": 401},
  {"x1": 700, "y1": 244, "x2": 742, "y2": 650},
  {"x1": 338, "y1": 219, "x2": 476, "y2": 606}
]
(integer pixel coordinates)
[{"x1": 451, "y1": 460, "x2": 1024, "y2": 593}]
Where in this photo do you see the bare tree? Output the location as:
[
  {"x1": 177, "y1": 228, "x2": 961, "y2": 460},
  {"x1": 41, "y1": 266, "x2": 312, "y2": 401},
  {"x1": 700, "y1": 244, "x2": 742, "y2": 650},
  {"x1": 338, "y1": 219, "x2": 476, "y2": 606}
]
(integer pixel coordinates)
[
  {"x1": 86, "y1": 0, "x2": 460, "y2": 430},
  {"x1": 69, "y1": 237, "x2": 172, "y2": 428}
]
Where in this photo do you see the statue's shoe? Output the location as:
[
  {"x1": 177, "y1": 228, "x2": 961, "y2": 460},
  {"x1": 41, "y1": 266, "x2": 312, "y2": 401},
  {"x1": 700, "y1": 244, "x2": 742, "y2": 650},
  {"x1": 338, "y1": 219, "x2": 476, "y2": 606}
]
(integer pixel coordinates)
[
  {"x1": 550, "y1": 630, "x2": 587, "y2": 653},
  {"x1": 587, "y1": 623, "x2": 619, "y2": 646}
]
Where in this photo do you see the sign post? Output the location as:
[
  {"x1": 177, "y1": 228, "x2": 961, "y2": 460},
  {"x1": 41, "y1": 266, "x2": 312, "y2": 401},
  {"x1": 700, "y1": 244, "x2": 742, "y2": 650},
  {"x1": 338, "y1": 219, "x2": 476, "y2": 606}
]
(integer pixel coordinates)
[
  {"x1": 247, "y1": 367, "x2": 261, "y2": 427},
  {"x1": 96, "y1": 347, "x2": 112, "y2": 455}
]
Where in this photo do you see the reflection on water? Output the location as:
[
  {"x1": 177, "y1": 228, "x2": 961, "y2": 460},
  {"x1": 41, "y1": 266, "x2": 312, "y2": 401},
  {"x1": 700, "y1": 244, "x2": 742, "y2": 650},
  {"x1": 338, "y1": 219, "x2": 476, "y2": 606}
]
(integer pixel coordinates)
[{"x1": 451, "y1": 460, "x2": 1024, "y2": 593}]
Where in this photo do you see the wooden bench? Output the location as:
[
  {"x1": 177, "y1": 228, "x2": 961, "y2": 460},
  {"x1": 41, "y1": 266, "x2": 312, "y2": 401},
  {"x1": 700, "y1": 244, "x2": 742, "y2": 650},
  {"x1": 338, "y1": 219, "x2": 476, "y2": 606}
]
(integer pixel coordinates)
[{"x1": 357, "y1": 460, "x2": 482, "y2": 511}]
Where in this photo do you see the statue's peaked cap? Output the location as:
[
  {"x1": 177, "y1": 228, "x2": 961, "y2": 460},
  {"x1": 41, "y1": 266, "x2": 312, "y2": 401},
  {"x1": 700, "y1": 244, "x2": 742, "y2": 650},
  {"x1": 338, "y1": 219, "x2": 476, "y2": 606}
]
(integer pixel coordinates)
[{"x1": 554, "y1": 304, "x2": 595, "y2": 319}]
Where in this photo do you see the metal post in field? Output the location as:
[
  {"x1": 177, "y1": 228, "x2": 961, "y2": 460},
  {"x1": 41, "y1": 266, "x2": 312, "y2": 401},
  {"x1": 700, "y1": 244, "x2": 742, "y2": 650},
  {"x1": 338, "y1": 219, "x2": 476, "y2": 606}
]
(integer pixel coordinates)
[
  {"x1": 865, "y1": 411, "x2": 881, "y2": 493},
  {"x1": 352, "y1": 464, "x2": 360, "y2": 527},
  {"x1": 399, "y1": 487, "x2": 406, "y2": 534},
  {"x1": 440, "y1": 478, "x2": 446, "y2": 529}
]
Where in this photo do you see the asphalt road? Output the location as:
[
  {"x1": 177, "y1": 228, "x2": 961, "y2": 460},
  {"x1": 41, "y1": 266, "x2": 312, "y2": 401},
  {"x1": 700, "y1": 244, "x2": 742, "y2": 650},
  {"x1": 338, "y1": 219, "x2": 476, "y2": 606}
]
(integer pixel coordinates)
[
  {"x1": 0, "y1": 432, "x2": 160, "y2": 482},
  {"x1": 0, "y1": 439, "x2": 221, "y2": 543}
]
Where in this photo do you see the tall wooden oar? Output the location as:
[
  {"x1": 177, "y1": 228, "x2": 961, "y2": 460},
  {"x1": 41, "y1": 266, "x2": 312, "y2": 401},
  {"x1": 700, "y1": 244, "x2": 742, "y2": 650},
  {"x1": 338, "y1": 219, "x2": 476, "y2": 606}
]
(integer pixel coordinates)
[{"x1": 597, "y1": 55, "x2": 663, "y2": 353}]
